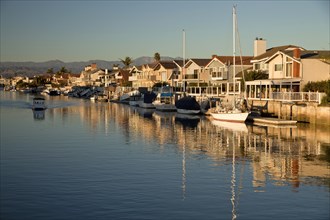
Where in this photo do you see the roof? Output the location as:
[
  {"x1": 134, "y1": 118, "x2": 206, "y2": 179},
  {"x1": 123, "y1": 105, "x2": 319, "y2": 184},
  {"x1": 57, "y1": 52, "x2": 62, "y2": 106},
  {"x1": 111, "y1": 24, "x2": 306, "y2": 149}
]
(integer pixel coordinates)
[
  {"x1": 285, "y1": 50, "x2": 330, "y2": 60},
  {"x1": 252, "y1": 45, "x2": 303, "y2": 61},
  {"x1": 211, "y1": 56, "x2": 253, "y2": 66},
  {"x1": 265, "y1": 50, "x2": 330, "y2": 64},
  {"x1": 187, "y1": 58, "x2": 212, "y2": 67},
  {"x1": 154, "y1": 61, "x2": 177, "y2": 70}
]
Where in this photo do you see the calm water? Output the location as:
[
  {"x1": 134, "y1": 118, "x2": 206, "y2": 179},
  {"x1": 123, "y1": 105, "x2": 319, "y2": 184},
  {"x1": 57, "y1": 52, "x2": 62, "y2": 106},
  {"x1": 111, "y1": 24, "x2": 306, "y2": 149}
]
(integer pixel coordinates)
[{"x1": 1, "y1": 91, "x2": 329, "y2": 220}]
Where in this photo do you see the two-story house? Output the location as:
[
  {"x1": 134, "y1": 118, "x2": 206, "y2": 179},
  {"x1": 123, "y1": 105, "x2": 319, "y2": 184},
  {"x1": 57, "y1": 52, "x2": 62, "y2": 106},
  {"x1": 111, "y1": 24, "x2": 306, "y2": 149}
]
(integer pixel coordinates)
[
  {"x1": 205, "y1": 55, "x2": 252, "y2": 95},
  {"x1": 246, "y1": 39, "x2": 329, "y2": 100},
  {"x1": 183, "y1": 58, "x2": 211, "y2": 87}
]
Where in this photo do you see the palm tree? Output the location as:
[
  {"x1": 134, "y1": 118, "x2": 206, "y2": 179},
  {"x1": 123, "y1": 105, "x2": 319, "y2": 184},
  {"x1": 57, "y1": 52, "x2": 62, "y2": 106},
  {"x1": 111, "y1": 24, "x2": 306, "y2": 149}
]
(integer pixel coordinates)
[
  {"x1": 154, "y1": 52, "x2": 160, "y2": 62},
  {"x1": 120, "y1": 56, "x2": 133, "y2": 69}
]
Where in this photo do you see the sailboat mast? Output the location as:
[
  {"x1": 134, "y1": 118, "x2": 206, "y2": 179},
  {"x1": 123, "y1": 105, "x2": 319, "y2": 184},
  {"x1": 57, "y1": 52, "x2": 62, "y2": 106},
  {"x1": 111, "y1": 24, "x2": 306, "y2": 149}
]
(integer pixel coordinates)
[
  {"x1": 182, "y1": 29, "x2": 186, "y2": 92},
  {"x1": 233, "y1": 6, "x2": 236, "y2": 96}
]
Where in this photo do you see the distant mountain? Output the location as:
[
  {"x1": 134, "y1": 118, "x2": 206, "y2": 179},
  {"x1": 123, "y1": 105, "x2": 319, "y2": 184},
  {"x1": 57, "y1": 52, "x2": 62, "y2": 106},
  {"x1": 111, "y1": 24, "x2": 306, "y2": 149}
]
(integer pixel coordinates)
[{"x1": 0, "y1": 56, "x2": 177, "y2": 78}]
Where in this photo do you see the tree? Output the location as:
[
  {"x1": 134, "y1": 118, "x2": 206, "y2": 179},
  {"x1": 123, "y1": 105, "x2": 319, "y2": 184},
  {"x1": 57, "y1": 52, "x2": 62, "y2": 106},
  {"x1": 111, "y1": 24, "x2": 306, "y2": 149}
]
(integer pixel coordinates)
[
  {"x1": 47, "y1": 68, "x2": 54, "y2": 74},
  {"x1": 244, "y1": 70, "x2": 268, "y2": 81},
  {"x1": 120, "y1": 57, "x2": 133, "y2": 69},
  {"x1": 154, "y1": 52, "x2": 161, "y2": 62}
]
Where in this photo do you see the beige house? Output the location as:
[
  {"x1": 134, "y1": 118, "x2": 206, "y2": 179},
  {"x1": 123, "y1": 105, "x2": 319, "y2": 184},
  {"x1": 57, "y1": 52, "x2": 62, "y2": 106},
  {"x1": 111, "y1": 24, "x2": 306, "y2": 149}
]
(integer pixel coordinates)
[
  {"x1": 183, "y1": 59, "x2": 211, "y2": 86},
  {"x1": 205, "y1": 55, "x2": 253, "y2": 94},
  {"x1": 246, "y1": 44, "x2": 330, "y2": 99}
]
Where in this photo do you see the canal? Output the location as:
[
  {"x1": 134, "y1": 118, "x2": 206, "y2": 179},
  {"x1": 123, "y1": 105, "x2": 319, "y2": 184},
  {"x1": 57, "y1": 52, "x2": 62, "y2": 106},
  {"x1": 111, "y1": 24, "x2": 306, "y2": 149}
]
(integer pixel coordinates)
[{"x1": 1, "y1": 91, "x2": 329, "y2": 220}]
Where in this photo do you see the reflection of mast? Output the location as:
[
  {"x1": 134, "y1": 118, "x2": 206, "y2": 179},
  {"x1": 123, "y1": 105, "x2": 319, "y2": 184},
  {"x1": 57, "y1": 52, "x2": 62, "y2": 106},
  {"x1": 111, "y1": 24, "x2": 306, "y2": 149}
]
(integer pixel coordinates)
[
  {"x1": 230, "y1": 135, "x2": 237, "y2": 220},
  {"x1": 182, "y1": 138, "x2": 186, "y2": 200}
]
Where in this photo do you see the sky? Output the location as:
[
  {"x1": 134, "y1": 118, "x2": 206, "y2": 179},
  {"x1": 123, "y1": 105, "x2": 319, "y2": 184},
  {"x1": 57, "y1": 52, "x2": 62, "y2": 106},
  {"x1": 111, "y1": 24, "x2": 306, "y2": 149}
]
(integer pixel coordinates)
[{"x1": 0, "y1": 0, "x2": 329, "y2": 62}]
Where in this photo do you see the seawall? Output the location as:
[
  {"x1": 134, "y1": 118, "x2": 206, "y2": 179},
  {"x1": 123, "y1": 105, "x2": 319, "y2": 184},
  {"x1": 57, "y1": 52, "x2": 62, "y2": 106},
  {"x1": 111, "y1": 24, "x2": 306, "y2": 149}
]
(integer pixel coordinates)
[{"x1": 249, "y1": 100, "x2": 330, "y2": 125}]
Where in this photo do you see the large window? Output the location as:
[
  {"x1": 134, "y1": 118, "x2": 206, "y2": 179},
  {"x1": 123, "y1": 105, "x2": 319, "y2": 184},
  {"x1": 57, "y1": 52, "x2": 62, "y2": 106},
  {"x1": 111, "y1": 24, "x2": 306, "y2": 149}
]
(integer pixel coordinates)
[{"x1": 286, "y1": 63, "x2": 292, "y2": 77}]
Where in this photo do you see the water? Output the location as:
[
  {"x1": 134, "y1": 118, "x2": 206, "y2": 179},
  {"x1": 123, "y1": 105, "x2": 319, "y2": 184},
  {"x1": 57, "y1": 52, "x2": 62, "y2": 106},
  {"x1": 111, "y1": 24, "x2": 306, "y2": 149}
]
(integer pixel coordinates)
[{"x1": 1, "y1": 91, "x2": 329, "y2": 220}]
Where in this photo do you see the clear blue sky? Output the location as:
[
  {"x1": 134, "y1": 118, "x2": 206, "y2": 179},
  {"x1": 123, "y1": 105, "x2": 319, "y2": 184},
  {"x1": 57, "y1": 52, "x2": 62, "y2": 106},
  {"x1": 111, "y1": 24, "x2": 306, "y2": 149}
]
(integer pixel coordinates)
[{"x1": 0, "y1": 0, "x2": 329, "y2": 62}]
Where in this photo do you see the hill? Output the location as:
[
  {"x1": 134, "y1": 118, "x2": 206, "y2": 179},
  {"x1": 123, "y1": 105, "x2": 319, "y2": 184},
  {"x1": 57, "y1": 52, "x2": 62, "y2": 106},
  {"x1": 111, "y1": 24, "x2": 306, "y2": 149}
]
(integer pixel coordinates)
[{"x1": 0, "y1": 56, "x2": 177, "y2": 78}]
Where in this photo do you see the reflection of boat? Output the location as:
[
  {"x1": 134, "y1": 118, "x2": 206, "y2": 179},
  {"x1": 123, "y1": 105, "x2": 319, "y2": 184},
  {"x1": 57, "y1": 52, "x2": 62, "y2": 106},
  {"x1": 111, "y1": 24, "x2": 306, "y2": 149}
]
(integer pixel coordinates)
[
  {"x1": 153, "y1": 86, "x2": 177, "y2": 112},
  {"x1": 211, "y1": 118, "x2": 248, "y2": 133},
  {"x1": 32, "y1": 97, "x2": 46, "y2": 110},
  {"x1": 175, "y1": 95, "x2": 201, "y2": 115},
  {"x1": 136, "y1": 107, "x2": 155, "y2": 118},
  {"x1": 32, "y1": 109, "x2": 45, "y2": 120},
  {"x1": 175, "y1": 113, "x2": 200, "y2": 128}
]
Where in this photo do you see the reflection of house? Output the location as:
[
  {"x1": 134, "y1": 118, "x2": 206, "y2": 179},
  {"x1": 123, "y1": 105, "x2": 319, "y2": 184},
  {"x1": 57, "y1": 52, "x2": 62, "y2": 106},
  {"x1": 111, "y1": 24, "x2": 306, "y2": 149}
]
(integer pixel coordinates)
[{"x1": 246, "y1": 39, "x2": 330, "y2": 100}]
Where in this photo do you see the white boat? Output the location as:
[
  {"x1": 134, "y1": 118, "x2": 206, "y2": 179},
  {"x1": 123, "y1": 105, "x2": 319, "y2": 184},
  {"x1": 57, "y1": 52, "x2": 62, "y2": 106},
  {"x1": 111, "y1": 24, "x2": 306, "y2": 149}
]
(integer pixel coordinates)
[
  {"x1": 32, "y1": 97, "x2": 46, "y2": 110},
  {"x1": 128, "y1": 91, "x2": 141, "y2": 106},
  {"x1": 210, "y1": 6, "x2": 248, "y2": 123},
  {"x1": 210, "y1": 108, "x2": 249, "y2": 123},
  {"x1": 153, "y1": 86, "x2": 177, "y2": 112}
]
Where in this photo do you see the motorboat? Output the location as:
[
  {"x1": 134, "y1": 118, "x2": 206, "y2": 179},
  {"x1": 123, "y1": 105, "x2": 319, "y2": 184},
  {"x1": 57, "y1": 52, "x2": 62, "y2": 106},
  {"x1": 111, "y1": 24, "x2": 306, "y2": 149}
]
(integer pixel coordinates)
[
  {"x1": 153, "y1": 86, "x2": 177, "y2": 112},
  {"x1": 32, "y1": 97, "x2": 46, "y2": 110}
]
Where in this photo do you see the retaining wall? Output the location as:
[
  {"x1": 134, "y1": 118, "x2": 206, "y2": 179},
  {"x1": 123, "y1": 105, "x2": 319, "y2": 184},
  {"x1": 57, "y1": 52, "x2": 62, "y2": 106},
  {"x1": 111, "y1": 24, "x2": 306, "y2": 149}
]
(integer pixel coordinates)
[{"x1": 249, "y1": 100, "x2": 330, "y2": 125}]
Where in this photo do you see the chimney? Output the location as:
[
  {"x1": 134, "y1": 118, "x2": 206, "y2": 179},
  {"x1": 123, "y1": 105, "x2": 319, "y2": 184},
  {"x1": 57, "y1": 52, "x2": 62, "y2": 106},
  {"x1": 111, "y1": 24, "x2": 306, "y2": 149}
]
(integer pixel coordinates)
[
  {"x1": 254, "y1": 37, "x2": 266, "y2": 57},
  {"x1": 293, "y1": 48, "x2": 301, "y2": 59},
  {"x1": 91, "y1": 63, "x2": 97, "y2": 70},
  {"x1": 293, "y1": 48, "x2": 301, "y2": 77}
]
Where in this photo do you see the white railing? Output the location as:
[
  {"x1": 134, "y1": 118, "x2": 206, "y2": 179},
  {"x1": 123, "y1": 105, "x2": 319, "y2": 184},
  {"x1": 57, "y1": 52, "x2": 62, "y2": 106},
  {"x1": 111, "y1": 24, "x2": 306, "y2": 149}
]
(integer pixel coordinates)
[{"x1": 270, "y1": 92, "x2": 325, "y2": 104}]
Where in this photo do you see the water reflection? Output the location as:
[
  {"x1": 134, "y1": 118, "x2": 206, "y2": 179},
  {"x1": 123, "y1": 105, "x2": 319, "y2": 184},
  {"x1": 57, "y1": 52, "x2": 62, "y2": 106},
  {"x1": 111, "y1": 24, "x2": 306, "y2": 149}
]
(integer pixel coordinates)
[
  {"x1": 45, "y1": 101, "x2": 328, "y2": 192},
  {"x1": 4, "y1": 91, "x2": 328, "y2": 191},
  {"x1": 32, "y1": 109, "x2": 45, "y2": 120}
]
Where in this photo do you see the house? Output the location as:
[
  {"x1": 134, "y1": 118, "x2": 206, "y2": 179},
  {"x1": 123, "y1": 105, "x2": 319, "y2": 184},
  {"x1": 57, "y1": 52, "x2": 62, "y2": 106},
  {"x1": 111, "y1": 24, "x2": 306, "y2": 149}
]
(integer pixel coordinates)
[
  {"x1": 246, "y1": 39, "x2": 330, "y2": 100},
  {"x1": 115, "y1": 69, "x2": 130, "y2": 87},
  {"x1": 153, "y1": 61, "x2": 178, "y2": 85},
  {"x1": 183, "y1": 58, "x2": 211, "y2": 86},
  {"x1": 251, "y1": 38, "x2": 304, "y2": 73},
  {"x1": 205, "y1": 55, "x2": 253, "y2": 95}
]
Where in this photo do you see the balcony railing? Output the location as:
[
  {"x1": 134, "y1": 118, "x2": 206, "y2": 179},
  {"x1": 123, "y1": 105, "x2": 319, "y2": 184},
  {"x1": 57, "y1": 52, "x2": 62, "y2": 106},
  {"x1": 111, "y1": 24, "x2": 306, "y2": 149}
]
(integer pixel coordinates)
[{"x1": 247, "y1": 91, "x2": 325, "y2": 104}]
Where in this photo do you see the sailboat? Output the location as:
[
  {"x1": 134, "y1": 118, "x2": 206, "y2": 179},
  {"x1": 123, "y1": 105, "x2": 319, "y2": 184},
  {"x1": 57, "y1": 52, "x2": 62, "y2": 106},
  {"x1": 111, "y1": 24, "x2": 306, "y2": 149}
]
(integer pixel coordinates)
[
  {"x1": 175, "y1": 29, "x2": 201, "y2": 115},
  {"x1": 210, "y1": 6, "x2": 249, "y2": 123}
]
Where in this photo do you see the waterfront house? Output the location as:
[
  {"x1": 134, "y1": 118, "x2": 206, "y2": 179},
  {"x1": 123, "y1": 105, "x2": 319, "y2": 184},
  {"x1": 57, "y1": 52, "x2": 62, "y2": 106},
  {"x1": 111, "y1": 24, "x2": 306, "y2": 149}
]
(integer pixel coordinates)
[
  {"x1": 183, "y1": 58, "x2": 211, "y2": 87},
  {"x1": 246, "y1": 44, "x2": 330, "y2": 101},
  {"x1": 204, "y1": 55, "x2": 253, "y2": 95},
  {"x1": 153, "y1": 61, "x2": 178, "y2": 85}
]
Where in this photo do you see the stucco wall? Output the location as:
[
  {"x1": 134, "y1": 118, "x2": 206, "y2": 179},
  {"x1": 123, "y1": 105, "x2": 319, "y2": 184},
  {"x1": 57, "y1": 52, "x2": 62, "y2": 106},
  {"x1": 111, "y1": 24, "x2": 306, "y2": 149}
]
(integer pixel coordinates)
[{"x1": 301, "y1": 59, "x2": 330, "y2": 89}]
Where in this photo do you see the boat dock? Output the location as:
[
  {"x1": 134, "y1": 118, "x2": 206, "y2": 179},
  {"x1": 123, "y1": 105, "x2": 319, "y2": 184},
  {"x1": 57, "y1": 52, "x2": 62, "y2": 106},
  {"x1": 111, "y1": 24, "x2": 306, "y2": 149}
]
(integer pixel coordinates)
[{"x1": 252, "y1": 117, "x2": 297, "y2": 125}]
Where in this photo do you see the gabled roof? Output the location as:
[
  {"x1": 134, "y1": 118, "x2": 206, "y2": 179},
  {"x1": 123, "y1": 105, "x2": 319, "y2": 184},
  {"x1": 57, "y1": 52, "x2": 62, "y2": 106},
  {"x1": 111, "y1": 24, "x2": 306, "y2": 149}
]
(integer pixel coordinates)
[
  {"x1": 154, "y1": 61, "x2": 177, "y2": 70},
  {"x1": 207, "y1": 56, "x2": 253, "y2": 66},
  {"x1": 265, "y1": 49, "x2": 330, "y2": 64},
  {"x1": 186, "y1": 58, "x2": 212, "y2": 68},
  {"x1": 252, "y1": 45, "x2": 304, "y2": 62}
]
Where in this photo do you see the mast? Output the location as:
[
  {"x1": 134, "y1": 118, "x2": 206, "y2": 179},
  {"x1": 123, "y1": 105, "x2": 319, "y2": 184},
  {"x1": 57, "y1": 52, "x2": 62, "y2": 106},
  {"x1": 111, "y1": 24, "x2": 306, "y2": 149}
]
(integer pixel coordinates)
[
  {"x1": 182, "y1": 29, "x2": 186, "y2": 92},
  {"x1": 233, "y1": 5, "x2": 236, "y2": 107}
]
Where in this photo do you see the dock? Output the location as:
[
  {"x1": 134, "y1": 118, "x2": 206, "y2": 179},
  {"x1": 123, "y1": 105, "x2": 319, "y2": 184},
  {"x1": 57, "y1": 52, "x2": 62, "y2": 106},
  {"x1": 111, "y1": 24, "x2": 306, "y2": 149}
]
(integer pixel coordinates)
[{"x1": 252, "y1": 117, "x2": 297, "y2": 125}]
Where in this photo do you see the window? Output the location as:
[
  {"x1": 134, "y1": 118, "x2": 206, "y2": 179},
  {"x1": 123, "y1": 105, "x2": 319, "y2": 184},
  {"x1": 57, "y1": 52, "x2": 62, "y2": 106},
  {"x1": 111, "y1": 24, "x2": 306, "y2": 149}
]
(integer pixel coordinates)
[
  {"x1": 274, "y1": 64, "x2": 283, "y2": 71},
  {"x1": 254, "y1": 63, "x2": 260, "y2": 70},
  {"x1": 286, "y1": 63, "x2": 292, "y2": 77}
]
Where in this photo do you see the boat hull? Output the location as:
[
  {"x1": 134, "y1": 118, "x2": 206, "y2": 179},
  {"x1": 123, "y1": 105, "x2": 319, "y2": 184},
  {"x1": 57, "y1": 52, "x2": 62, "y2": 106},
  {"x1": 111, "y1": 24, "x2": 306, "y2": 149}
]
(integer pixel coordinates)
[
  {"x1": 177, "y1": 108, "x2": 200, "y2": 115},
  {"x1": 210, "y1": 112, "x2": 249, "y2": 123},
  {"x1": 154, "y1": 103, "x2": 177, "y2": 112}
]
